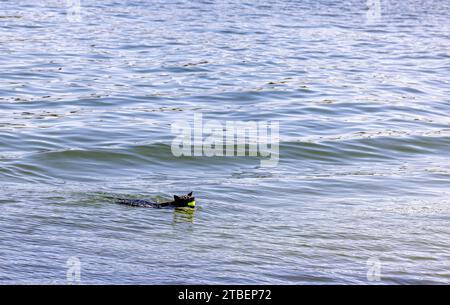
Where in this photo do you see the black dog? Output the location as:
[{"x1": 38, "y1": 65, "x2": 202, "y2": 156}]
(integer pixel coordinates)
[{"x1": 116, "y1": 192, "x2": 195, "y2": 209}]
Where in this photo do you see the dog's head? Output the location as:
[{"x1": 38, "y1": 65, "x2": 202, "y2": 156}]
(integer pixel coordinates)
[{"x1": 173, "y1": 192, "x2": 195, "y2": 208}]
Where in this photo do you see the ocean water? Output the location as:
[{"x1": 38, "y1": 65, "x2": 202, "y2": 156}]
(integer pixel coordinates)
[{"x1": 1, "y1": 0, "x2": 450, "y2": 284}]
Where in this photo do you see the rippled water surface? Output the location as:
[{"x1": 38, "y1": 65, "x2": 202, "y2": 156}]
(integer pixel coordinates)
[{"x1": 1, "y1": 0, "x2": 450, "y2": 284}]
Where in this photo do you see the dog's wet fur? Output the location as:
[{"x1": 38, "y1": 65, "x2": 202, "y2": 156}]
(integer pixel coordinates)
[{"x1": 116, "y1": 192, "x2": 195, "y2": 208}]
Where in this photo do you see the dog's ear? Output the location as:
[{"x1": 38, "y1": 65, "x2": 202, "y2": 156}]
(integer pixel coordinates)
[
  {"x1": 174, "y1": 195, "x2": 180, "y2": 201},
  {"x1": 187, "y1": 192, "x2": 193, "y2": 197}
]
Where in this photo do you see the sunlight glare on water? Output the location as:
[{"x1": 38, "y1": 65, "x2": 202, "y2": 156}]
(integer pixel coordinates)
[{"x1": 0, "y1": 0, "x2": 450, "y2": 284}]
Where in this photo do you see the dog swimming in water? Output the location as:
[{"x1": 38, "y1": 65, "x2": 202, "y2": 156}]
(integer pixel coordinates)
[{"x1": 116, "y1": 192, "x2": 196, "y2": 209}]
